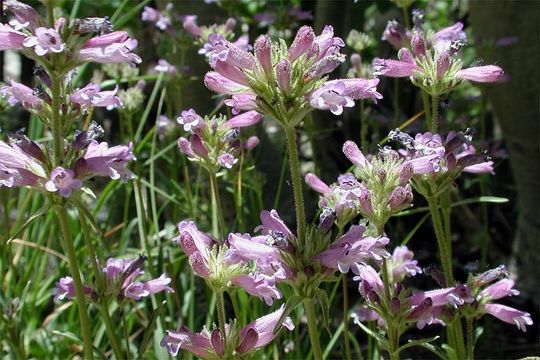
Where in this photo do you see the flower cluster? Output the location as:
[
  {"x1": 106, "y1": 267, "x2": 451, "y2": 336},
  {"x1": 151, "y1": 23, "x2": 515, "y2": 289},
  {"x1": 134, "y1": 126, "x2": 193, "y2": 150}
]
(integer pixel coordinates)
[
  {"x1": 0, "y1": 122, "x2": 135, "y2": 197},
  {"x1": 306, "y1": 141, "x2": 414, "y2": 231},
  {"x1": 204, "y1": 25, "x2": 382, "y2": 127},
  {"x1": 53, "y1": 255, "x2": 173, "y2": 302},
  {"x1": 177, "y1": 109, "x2": 261, "y2": 171},
  {"x1": 161, "y1": 305, "x2": 294, "y2": 358},
  {"x1": 142, "y1": 4, "x2": 173, "y2": 31},
  {"x1": 376, "y1": 15, "x2": 503, "y2": 95}
]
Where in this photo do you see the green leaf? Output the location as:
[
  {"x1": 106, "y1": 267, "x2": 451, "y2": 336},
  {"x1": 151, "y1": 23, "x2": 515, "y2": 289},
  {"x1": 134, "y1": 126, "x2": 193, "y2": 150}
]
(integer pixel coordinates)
[
  {"x1": 355, "y1": 319, "x2": 388, "y2": 348},
  {"x1": 8, "y1": 205, "x2": 50, "y2": 243},
  {"x1": 442, "y1": 343, "x2": 459, "y2": 360},
  {"x1": 396, "y1": 336, "x2": 441, "y2": 354},
  {"x1": 315, "y1": 289, "x2": 332, "y2": 336}
]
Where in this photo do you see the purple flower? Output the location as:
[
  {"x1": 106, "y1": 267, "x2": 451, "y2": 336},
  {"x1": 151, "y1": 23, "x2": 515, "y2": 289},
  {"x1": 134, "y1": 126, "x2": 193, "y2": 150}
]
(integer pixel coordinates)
[
  {"x1": 173, "y1": 221, "x2": 215, "y2": 277},
  {"x1": 222, "y1": 110, "x2": 263, "y2": 128},
  {"x1": 317, "y1": 225, "x2": 390, "y2": 274},
  {"x1": 288, "y1": 25, "x2": 315, "y2": 62},
  {"x1": 204, "y1": 71, "x2": 250, "y2": 95},
  {"x1": 479, "y1": 278, "x2": 520, "y2": 300},
  {"x1": 45, "y1": 167, "x2": 82, "y2": 197},
  {"x1": 52, "y1": 277, "x2": 92, "y2": 301},
  {"x1": 236, "y1": 305, "x2": 295, "y2": 354},
  {"x1": 0, "y1": 22, "x2": 27, "y2": 50},
  {"x1": 305, "y1": 173, "x2": 332, "y2": 194},
  {"x1": 231, "y1": 274, "x2": 282, "y2": 305},
  {"x1": 182, "y1": 15, "x2": 201, "y2": 37},
  {"x1": 224, "y1": 93, "x2": 257, "y2": 114},
  {"x1": 410, "y1": 284, "x2": 474, "y2": 308},
  {"x1": 483, "y1": 304, "x2": 532, "y2": 332},
  {"x1": 381, "y1": 20, "x2": 411, "y2": 49},
  {"x1": 309, "y1": 79, "x2": 382, "y2": 114},
  {"x1": 177, "y1": 108, "x2": 204, "y2": 132},
  {"x1": 79, "y1": 31, "x2": 141, "y2": 66},
  {"x1": 0, "y1": 140, "x2": 45, "y2": 188},
  {"x1": 288, "y1": 6, "x2": 313, "y2": 21},
  {"x1": 71, "y1": 83, "x2": 122, "y2": 109},
  {"x1": 4, "y1": 0, "x2": 41, "y2": 30},
  {"x1": 388, "y1": 246, "x2": 422, "y2": 282},
  {"x1": 433, "y1": 22, "x2": 466, "y2": 44},
  {"x1": 244, "y1": 136, "x2": 259, "y2": 150},
  {"x1": 254, "y1": 35, "x2": 272, "y2": 73},
  {"x1": 356, "y1": 264, "x2": 384, "y2": 301},
  {"x1": 218, "y1": 153, "x2": 238, "y2": 169},
  {"x1": 79, "y1": 140, "x2": 135, "y2": 180},
  {"x1": 23, "y1": 27, "x2": 64, "y2": 56},
  {"x1": 373, "y1": 58, "x2": 420, "y2": 77},
  {"x1": 457, "y1": 65, "x2": 504, "y2": 83},
  {"x1": 1, "y1": 80, "x2": 43, "y2": 110},
  {"x1": 154, "y1": 59, "x2": 177, "y2": 74},
  {"x1": 160, "y1": 325, "x2": 212, "y2": 358},
  {"x1": 257, "y1": 209, "x2": 296, "y2": 243},
  {"x1": 102, "y1": 256, "x2": 173, "y2": 300},
  {"x1": 141, "y1": 6, "x2": 170, "y2": 30}
]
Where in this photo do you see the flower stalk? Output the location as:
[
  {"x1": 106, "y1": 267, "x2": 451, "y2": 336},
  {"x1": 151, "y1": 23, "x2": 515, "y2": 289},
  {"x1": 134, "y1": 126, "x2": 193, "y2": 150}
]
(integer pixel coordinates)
[
  {"x1": 431, "y1": 95, "x2": 440, "y2": 133},
  {"x1": 284, "y1": 125, "x2": 306, "y2": 244},
  {"x1": 304, "y1": 297, "x2": 323, "y2": 360},
  {"x1": 209, "y1": 170, "x2": 225, "y2": 240}
]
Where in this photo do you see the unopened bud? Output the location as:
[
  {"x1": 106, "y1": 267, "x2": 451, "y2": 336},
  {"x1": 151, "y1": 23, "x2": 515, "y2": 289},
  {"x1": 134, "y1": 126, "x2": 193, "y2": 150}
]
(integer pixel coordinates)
[
  {"x1": 411, "y1": 32, "x2": 427, "y2": 57},
  {"x1": 391, "y1": 297, "x2": 401, "y2": 315}
]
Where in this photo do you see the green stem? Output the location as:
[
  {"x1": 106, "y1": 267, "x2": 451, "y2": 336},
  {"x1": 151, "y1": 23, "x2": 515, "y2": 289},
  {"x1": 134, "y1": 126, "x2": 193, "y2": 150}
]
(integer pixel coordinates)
[
  {"x1": 216, "y1": 291, "x2": 227, "y2": 347},
  {"x1": 431, "y1": 95, "x2": 440, "y2": 133},
  {"x1": 426, "y1": 197, "x2": 454, "y2": 286},
  {"x1": 55, "y1": 205, "x2": 94, "y2": 360},
  {"x1": 209, "y1": 170, "x2": 225, "y2": 240},
  {"x1": 421, "y1": 91, "x2": 432, "y2": 131},
  {"x1": 402, "y1": 6, "x2": 411, "y2": 29},
  {"x1": 342, "y1": 275, "x2": 352, "y2": 360},
  {"x1": 78, "y1": 209, "x2": 124, "y2": 359},
  {"x1": 284, "y1": 125, "x2": 306, "y2": 244},
  {"x1": 304, "y1": 298, "x2": 323, "y2": 360},
  {"x1": 466, "y1": 317, "x2": 474, "y2": 360},
  {"x1": 50, "y1": 73, "x2": 63, "y2": 163},
  {"x1": 381, "y1": 259, "x2": 400, "y2": 360}
]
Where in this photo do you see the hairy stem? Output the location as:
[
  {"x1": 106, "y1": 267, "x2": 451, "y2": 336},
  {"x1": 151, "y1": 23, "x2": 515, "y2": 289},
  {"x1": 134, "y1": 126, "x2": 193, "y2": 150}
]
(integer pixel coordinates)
[
  {"x1": 467, "y1": 317, "x2": 475, "y2": 360},
  {"x1": 304, "y1": 298, "x2": 323, "y2": 360},
  {"x1": 426, "y1": 197, "x2": 454, "y2": 285},
  {"x1": 209, "y1": 170, "x2": 225, "y2": 240},
  {"x1": 421, "y1": 91, "x2": 432, "y2": 131},
  {"x1": 431, "y1": 95, "x2": 440, "y2": 133},
  {"x1": 342, "y1": 275, "x2": 352, "y2": 360},
  {"x1": 284, "y1": 125, "x2": 306, "y2": 244},
  {"x1": 216, "y1": 290, "x2": 227, "y2": 347}
]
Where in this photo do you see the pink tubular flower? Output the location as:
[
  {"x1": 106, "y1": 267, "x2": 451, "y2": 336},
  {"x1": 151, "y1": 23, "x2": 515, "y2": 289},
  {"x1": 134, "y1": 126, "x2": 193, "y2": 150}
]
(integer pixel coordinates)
[
  {"x1": 254, "y1": 35, "x2": 272, "y2": 73},
  {"x1": 204, "y1": 71, "x2": 251, "y2": 95},
  {"x1": 0, "y1": 23, "x2": 27, "y2": 50},
  {"x1": 479, "y1": 279, "x2": 520, "y2": 300},
  {"x1": 305, "y1": 173, "x2": 332, "y2": 194},
  {"x1": 45, "y1": 167, "x2": 82, "y2": 197},
  {"x1": 231, "y1": 274, "x2": 282, "y2": 306},
  {"x1": 288, "y1": 25, "x2": 315, "y2": 62},
  {"x1": 456, "y1": 65, "x2": 504, "y2": 83},
  {"x1": 373, "y1": 58, "x2": 420, "y2": 77},
  {"x1": 78, "y1": 140, "x2": 135, "y2": 180},
  {"x1": 382, "y1": 20, "x2": 411, "y2": 49},
  {"x1": 316, "y1": 225, "x2": 390, "y2": 274},
  {"x1": 410, "y1": 284, "x2": 474, "y2": 308},
  {"x1": 71, "y1": 83, "x2": 122, "y2": 109},
  {"x1": 218, "y1": 153, "x2": 238, "y2": 169},
  {"x1": 224, "y1": 93, "x2": 257, "y2": 114},
  {"x1": 154, "y1": 59, "x2": 176, "y2": 74},
  {"x1": 222, "y1": 110, "x2": 263, "y2": 128},
  {"x1": 0, "y1": 80, "x2": 43, "y2": 110},
  {"x1": 52, "y1": 277, "x2": 92, "y2": 301},
  {"x1": 237, "y1": 305, "x2": 295, "y2": 354},
  {"x1": 182, "y1": 15, "x2": 201, "y2": 37},
  {"x1": 434, "y1": 22, "x2": 466, "y2": 43},
  {"x1": 23, "y1": 27, "x2": 64, "y2": 56},
  {"x1": 173, "y1": 221, "x2": 214, "y2": 277},
  {"x1": 79, "y1": 31, "x2": 141, "y2": 66},
  {"x1": 102, "y1": 256, "x2": 173, "y2": 300},
  {"x1": 141, "y1": 6, "x2": 171, "y2": 31},
  {"x1": 160, "y1": 325, "x2": 212, "y2": 358},
  {"x1": 0, "y1": 140, "x2": 46, "y2": 188},
  {"x1": 309, "y1": 79, "x2": 382, "y2": 115},
  {"x1": 483, "y1": 304, "x2": 533, "y2": 332}
]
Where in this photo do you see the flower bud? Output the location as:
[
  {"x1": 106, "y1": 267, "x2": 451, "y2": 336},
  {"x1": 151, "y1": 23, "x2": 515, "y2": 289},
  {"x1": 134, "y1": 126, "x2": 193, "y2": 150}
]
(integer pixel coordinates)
[
  {"x1": 411, "y1": 32, "x2": 427, "y2": 58},
  {"x1": 359, "y1": 187, "x2": 373, "y2": 215},
  {"x1": 190, "y1": 134, "x2": 208, "y2": 157},
  {"x1": 225, "y1": 18, "x2": 236, "y2": 33},
  {"x1": 391, "y1": 297, "x2": 401, "y2": 315},
  {"x1": 377, "y1": 169, "x2": 387, "y2": 182},
  {"x1": 305, "y1": 173, "x2": 331, "y2": 194},
  {"x1": 397, "y1": 48, "x2": 414, "y2": 64},
  {"x1": 388, "y1": 186, "x2": 408, "y2": 210},
  {"x1": 276, "y1": 60, "x2": 292, "y2": 93},
  {"x1": 254, "y1": 35, "x2": 272, "y2": 73},
  {"x1": 382, "y1": 20, "x2": 409, "y2": 49},
  {"x1": 350, "y1": 53, "x2": 361, "y2": 68},
  {"x1": 13, "y1": 133, "x2": 45, "y2": 161},
  {"x1": 436, "y1": 51, "x2": 451, "y2": 79},
  {"x1": 182, "y1": 15, "x2": 201, "y2": 37},
  {"x1": 318, "y1": 206, "x2": 336, "y2": 233},
  {"x1": 343, "y1": 140, "x2": 369, "y2": 168},
  {"x1": 399, "y1": 161, "x2": 414, "y2": 184},
  {"x1": 211, "y1": 329, "x2": 224, "y2": 357},
  {"x1": 288, "y1": 25, "x2": 315, "y2": 62},
  {"x1": 244, "y1": 136, "x2": 260, "y2": 150},
  {"x1": 178, "y1": 137, "x2": 195, "y2": 157}
]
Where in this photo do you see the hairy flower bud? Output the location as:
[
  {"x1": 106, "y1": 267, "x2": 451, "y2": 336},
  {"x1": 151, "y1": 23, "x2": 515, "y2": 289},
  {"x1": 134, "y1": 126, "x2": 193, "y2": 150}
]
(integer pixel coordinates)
[
  {"x1": 254, "y1": 35, "x2": 272, "y2": 73},
  {"x1": 411, "y1": 32, "x2": 427, "y2": 58},
  {"x1": 276, "y1": 60, "x2": 292, "y2": 93},
  {"x1": 288, "y1": 25, "x2": 315, "y2": 62}
]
